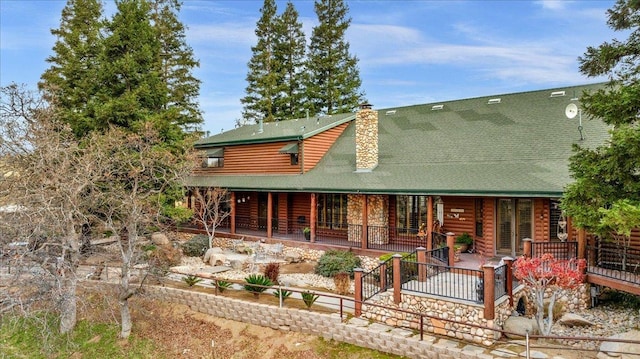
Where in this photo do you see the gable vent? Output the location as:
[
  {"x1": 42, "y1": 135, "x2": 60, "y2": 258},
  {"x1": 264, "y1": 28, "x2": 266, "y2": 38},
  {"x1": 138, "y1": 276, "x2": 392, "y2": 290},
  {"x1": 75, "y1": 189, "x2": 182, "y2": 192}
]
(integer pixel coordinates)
[
  {"x1": 431, "y1": 104, "x2": 444, "y2": 111},
  {"x1": 487, "y1": 98, "x2": 501, "y2": 105},
  {"x1": 385, "y1": 110, "x2": 396, "y2": 115},
  {"x1": 550, "y1": 90, "x2": 566, "y2": 97}
]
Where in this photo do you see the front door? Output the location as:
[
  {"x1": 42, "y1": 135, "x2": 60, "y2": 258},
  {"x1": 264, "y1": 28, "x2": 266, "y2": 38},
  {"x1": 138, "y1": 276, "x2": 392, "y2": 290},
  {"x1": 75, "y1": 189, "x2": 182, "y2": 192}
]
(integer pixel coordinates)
[{"x1": 496, "y1": 199, "x2": 532, "y2": 256}]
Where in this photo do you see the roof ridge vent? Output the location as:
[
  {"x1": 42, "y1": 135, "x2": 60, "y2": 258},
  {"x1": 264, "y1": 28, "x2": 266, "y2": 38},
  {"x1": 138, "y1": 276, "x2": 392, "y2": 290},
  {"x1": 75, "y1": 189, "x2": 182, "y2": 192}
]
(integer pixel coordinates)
[
  {"x1": 550, "y1": 90, "x2": 566, "y2": 98},
  {"x1": 431, "y1": 104, "x2": 444, "y2": 110},
  {"x1": 487, "y1": 98, "x2": 501, "y2": 105},
  {"x1": 385, "y1": 110, "x2": 396, "y2": 115}
]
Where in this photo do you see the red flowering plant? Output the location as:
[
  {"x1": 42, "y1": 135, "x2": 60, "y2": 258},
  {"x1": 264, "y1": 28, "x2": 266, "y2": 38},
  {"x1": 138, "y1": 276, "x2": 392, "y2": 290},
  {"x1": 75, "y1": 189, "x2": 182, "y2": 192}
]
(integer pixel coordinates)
[{"x1": 513, "y1": 253, "x2": 586, "y2": 336}]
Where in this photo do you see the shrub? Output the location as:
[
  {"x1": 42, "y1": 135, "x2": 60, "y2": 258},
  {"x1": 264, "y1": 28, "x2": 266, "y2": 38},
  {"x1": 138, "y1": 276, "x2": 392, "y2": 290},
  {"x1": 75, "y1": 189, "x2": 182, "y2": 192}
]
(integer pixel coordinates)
[
  {"x1": 243, "y1": 274, "x2": 273, "y2": 298},
  {"x1": 333, "y1": 272, "x2": 350, "y2": 295},
  {"x1": 146, "y1": 244, "x2": 182, "y2": 276},
  {"x1": 273, "y1": 289, "x2": 292, "y2": 302},
  {"x1": 181, "y1": 234, "x2": 209, "y2": 257},
  {"x1": 455, "y1": 232, "x2": 473, "y2": 245},
  {"x1": 183, "y1": 274, "x2": 202, "y2": 287},
  {"x1": 301, "y1": 291, "x2": 319, "y2": 309},
  {"x1": 213, "y1": 280, "x2": 232, "y2": 293},
  {"x1": 315, "y1": 250, "x2": 361, "y2": 278},
  {"x1": 263, "y1": 262, "x2": 280, "y2": 284}
]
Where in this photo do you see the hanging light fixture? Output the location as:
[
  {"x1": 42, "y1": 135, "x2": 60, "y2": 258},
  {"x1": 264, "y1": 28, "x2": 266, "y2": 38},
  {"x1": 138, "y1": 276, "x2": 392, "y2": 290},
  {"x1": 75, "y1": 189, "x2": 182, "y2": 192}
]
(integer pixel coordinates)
[{"x1": 557, "y1": 212, "x2": 568, "y2": 242}]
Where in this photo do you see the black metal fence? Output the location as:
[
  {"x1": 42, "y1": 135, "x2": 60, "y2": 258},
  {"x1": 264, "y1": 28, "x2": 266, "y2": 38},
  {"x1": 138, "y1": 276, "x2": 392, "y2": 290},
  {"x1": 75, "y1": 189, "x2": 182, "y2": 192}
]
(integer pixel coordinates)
[
  {"x1": 587, "y1": 242, "x2": 640, "y2": 283},
  {"x1": 494, "y1": 264, "x2": 507, "y2": 300},
  {"x1": 361, "y1": 257, "x2": 394, "y2": 301},
  {"x1": 531, "y1": 241, "x2": 577, "y2": 259},
  {"x1": 400, "y1": 258, "x2": 484, "y2": 303}
]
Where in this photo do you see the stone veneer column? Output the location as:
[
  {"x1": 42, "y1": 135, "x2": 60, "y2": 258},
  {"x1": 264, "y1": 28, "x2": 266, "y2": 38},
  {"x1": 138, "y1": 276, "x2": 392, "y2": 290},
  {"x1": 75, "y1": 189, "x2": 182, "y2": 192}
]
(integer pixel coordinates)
[{"x1": 355, "y1": 104, "x2": 378, "y2": 171}]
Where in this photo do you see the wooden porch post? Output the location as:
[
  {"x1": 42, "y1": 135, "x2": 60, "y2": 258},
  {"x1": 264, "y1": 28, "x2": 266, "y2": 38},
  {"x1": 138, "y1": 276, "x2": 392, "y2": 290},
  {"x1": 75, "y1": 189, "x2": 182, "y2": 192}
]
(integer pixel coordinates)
[
  {"x1": 230, "y1": 192, "x2": 236, "y2": 234},
  {"x1": 361, "y1": 195, "x2": 368, "y2": 250},
  {"x1": 577, "y1": 228, "x2": 586, "y2": 260},
  {"x1": 310, "y1": 193, "x2": 317, "y2": 243},
  {"x1": 417, "y1": 247, "x2": 427, "y2": 282},
  {"x1": 354, "y1": 268, "x2": 363, "y2": 317},
  {"x1": 267, "y1": 192, "x2": 273, "y2": 238},
  {"x1": 503, "y1": 257, "x2": 514, "y2": 307},
  {"x1": 483, "y1": 264, "x2": 496, "y2": 320},
  {"x1": 379, "y1": 260, "x2": 387, "y2": 291},
  {"x1": 392, "y1": 254, "x2": 402, "y2": 304},
  {"x1": 426, "y1": 196, "x2": 434, "y2": 251},
  {"x1": 446, "y1": 232, "x2": 455, "y2": 266},
  {"x1": 523, "y1": 238, "x2": 532, "y2": 258}
]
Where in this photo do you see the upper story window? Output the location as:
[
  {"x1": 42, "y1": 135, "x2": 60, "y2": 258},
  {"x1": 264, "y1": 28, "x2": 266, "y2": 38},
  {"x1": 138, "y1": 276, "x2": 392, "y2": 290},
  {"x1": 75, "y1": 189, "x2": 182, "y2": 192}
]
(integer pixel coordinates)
[
  {"x1": 279, "y1": 142, "x2": 299, "y2": 166},
  {"x1": 201, "y1": 148, "x2": 224, "y2": 168}
]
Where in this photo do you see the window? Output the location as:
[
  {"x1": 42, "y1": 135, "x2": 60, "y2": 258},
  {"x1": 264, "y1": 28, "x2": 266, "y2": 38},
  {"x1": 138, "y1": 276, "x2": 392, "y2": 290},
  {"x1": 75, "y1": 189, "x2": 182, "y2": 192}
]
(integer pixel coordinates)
[
  {"x1": 318, "y1": 194, "x2": 348, "y2": 229},
  {"x1": 201, "y1": 148, "x2": 224, "y2": 168},
  {"x1": 203, "y1": 157, "x2": 224, "y2": 168},
  {"x1": 475, "y1": 199, "x2": 484, "y2": 237},
  {"x1": 290, "y1": 153, "x2": 299, "y2": 165},
  {"x1": 396, "y1": 195, "x2": 427, "y2": 233}
]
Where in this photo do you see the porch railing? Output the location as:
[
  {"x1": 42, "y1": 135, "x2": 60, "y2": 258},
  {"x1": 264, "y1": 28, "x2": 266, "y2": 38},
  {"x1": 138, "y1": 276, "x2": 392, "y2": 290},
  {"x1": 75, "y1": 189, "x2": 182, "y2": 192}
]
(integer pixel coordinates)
[
  {"x1": 362, "y1": 255, "x2": 395, "y2": 301},
  {"x1": 530, "y1": 240, "x2": 577, "y2": 259},
  {"x1": 587, "y1": 241, "x2": 640, "y2": 283}
]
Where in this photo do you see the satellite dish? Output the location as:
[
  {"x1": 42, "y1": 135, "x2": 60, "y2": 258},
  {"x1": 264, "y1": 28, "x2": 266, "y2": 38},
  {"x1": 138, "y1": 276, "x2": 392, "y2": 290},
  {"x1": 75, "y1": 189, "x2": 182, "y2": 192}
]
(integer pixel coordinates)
[{"x1": 565, "y1": 103, "x2": 578, "y2": 119}]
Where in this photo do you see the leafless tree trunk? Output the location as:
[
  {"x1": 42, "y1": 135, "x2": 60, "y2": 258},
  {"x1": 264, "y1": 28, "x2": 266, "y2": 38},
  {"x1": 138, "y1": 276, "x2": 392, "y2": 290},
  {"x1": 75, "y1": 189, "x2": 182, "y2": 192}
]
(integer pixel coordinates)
[
  {"x1": 0, "y1": 84, "x2": 95, "y2": 334},
  {"x1": 191, "y1": 187, "x2": 231, "y2": 248}
]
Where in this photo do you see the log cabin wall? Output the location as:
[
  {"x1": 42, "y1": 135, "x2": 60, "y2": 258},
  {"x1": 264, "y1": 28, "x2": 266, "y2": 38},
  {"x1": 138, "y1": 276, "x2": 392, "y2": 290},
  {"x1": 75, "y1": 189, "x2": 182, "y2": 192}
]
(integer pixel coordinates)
[
  {"x1": 277, "y1": 193, "x2": 289, "y2": 234},
  {"x1": 440, "y1": 197, "x2": 475, "y2": 239},
  {"x1": 195, "y1": 142, "x2": 301, "y2": 175},
  {"x1": 479, "y1": 198, "x2": 495, "y2": 256},
  {"x1": 289, "y1": 193, "x2": 311, "y2": 228},
  {"x1": 302, "y1": 123, "x2": 349, "y2": 173},
  {"x1": 533, "y1": 198, "x2": 550, "y2": 241}
]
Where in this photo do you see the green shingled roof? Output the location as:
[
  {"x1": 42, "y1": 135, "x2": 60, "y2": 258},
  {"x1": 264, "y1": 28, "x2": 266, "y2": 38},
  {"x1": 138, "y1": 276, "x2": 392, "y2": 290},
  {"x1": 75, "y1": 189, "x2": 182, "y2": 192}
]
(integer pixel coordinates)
[{"x1": 187, "y1": 84, "x2": 611, "y2": 197}]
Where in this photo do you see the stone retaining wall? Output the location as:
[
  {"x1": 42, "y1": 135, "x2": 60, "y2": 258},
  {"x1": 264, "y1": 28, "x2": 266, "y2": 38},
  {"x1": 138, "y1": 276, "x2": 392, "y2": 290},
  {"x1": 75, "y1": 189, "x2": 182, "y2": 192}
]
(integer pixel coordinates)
[
  {"x1": 514, "y1": 283, "x2": 591, "y2": 314},
  {"x1": 361, "y1": 291, "x2": 512, "y2": 346},
  {"x1": 144, "y1": 285, "x2": 501, "y2": 359}
]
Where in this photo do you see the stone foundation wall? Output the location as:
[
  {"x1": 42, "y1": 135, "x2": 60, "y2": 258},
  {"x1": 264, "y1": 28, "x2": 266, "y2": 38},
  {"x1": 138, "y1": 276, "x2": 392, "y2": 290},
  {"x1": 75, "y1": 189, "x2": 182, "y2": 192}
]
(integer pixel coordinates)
[{"x1": 362, "y1": 292, "x2": 513, "y2": 346}]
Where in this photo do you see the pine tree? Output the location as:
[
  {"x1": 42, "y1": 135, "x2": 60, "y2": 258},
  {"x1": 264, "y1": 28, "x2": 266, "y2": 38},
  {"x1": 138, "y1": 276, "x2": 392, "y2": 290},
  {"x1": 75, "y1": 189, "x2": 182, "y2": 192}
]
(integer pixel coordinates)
[
  {"x1": 95, "y1": 0, "x2": 173, "y2": 139},
  {"x1": 274, "y1": 2, "x2": 307, "y2": 120},
  {"x1": 562, "y1": 0, "x2": 640, "y2": 240},
  {"x1": 149, "y1": 0, "x2": 203, "y2": 133},
  {"x1": 241, "y1": 0, "x2": 279, "y2": 124},
  {"x1": 305, "y1": 0, "x2": 364, "y2": 116},
  {"x1": 39, "y1": 0, "x2": 104, "y2": 137}
]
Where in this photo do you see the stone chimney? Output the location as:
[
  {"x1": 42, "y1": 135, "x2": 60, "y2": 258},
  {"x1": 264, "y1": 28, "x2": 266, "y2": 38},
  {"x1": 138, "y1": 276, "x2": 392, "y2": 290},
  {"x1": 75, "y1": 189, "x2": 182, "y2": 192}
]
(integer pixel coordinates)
[{"x1": 355, "y1": 103, "x2": 378, "y2": 171}]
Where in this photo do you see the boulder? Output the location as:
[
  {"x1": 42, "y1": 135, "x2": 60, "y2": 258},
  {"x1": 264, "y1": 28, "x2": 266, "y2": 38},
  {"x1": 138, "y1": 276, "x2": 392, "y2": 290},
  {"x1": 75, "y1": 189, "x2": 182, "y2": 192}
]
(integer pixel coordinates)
[
  {"x1": 203, "y1": 248, "x2": 226, "y2": 266},
  {"x1": 151, "y1": 232, "x2": 170, "y2": 246},
  {"x1": 230, "y1": 259, "x2": 243, "y2": 270},
  {"x1": 599, "y1": 330, "x2": 640, "y2": 359},
  {"x1": 503, "y1": 316, "x2": 538, "y2": 339},
  {"x1": 558, "y1": 313, "x2": 595, "y2": 327},
  {"x1": 285, "y1": 252, "x2": 302, "y2": 264}
]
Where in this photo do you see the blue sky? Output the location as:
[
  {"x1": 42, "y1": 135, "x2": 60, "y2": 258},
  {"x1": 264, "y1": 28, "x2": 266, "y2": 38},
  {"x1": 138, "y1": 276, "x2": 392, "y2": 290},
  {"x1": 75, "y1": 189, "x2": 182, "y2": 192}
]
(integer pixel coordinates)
[{"x1": 0, "y1": 0, "x2": 619, "y2": 133}]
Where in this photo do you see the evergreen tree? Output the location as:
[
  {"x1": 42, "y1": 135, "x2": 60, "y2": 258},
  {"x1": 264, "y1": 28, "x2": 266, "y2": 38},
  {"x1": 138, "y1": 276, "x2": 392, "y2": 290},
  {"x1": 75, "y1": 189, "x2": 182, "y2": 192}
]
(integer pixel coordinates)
[
  {"x1": 95, "y1": 0, "x2": 176, "y2": 141},
  {"x1": 562, "y1": 0, "x2": 640, "y2": 240},
  {"x1": 241, "y1": 0, "x2": 279, "y2": 124},
  {"x1": 305, "y1": 0, "x2": 364, "y2": 116},
  {"x1": 149, "y1": 0, "x2": 203, "y2": 132},
  {"x1": 274, "y1": 2, "x2": 307, "y2": 120},
  {"x1": 39, "y1": 0, "x2": 104, "y2": 137}
]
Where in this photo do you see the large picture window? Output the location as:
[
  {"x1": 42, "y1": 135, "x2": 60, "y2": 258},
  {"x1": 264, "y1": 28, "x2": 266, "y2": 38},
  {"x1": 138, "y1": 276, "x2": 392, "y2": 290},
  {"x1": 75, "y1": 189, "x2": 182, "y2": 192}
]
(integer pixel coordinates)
[
  {"x1": 318, "y1": 194, "x2": 348, "y2": 229},
  {"x1": 396, "y1": 195, "x2": 427, "y2": 233}
]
